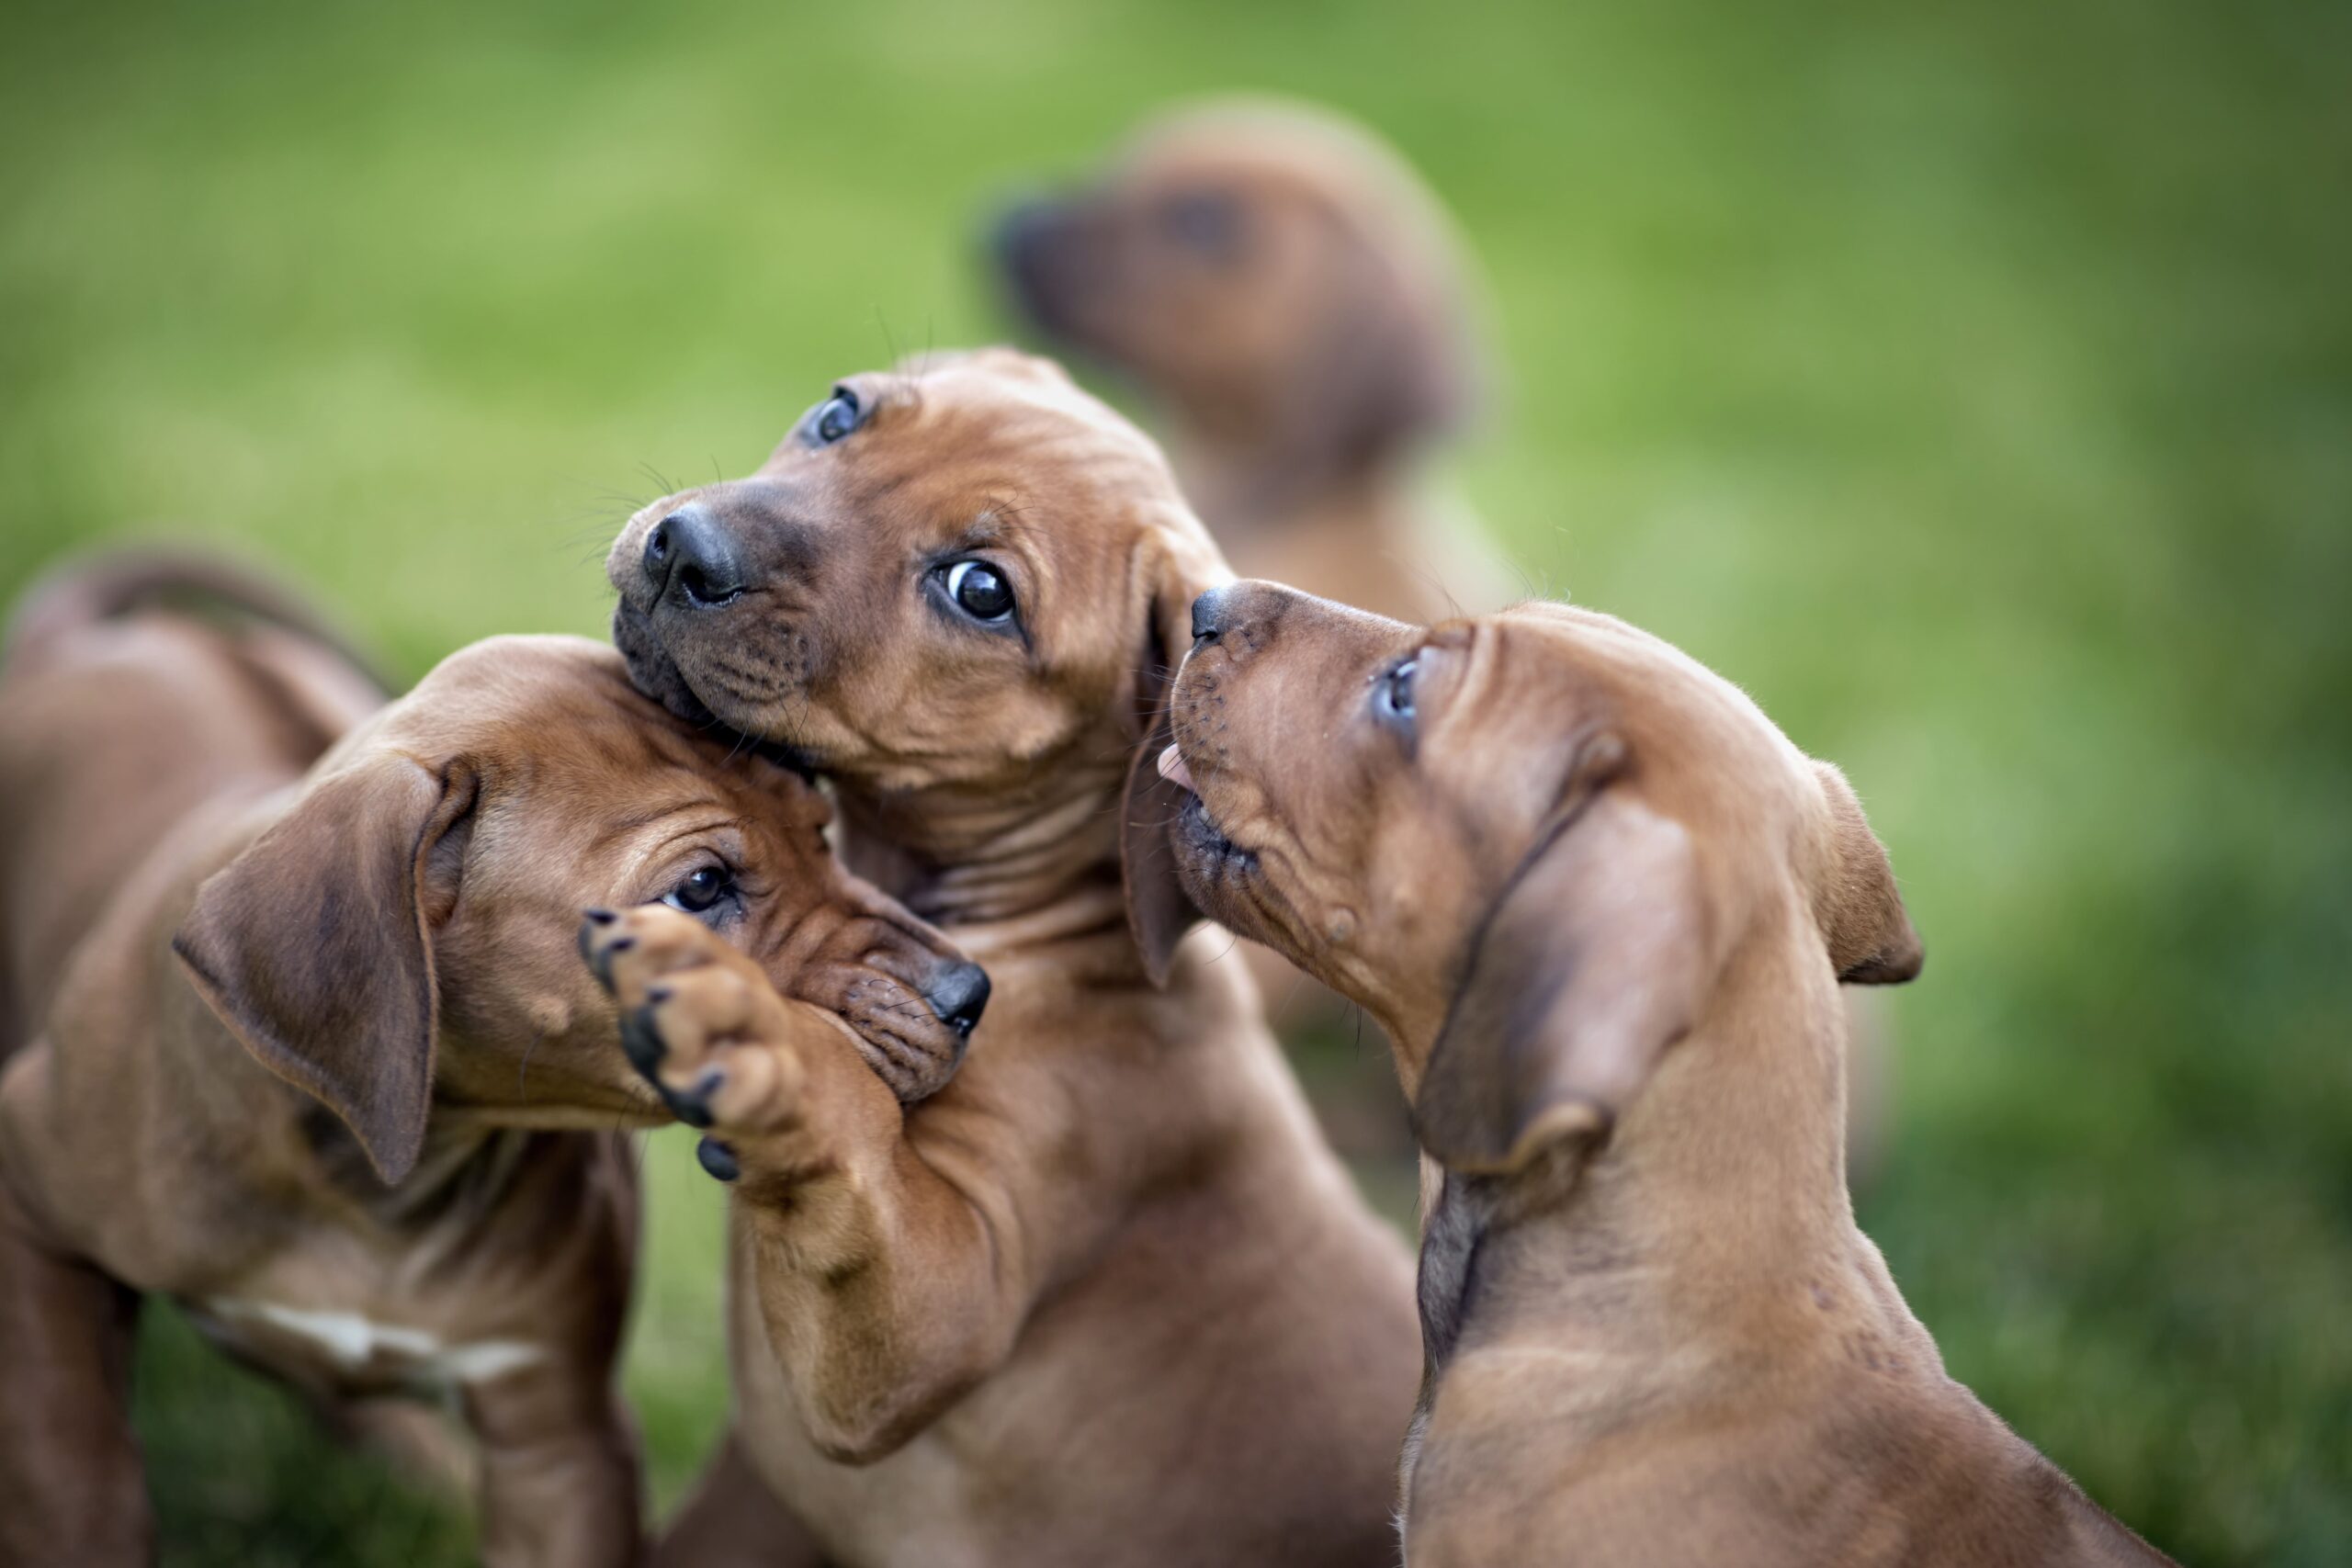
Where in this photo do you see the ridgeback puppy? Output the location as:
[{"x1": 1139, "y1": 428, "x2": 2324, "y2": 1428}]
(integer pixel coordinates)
[
  {"x1": 1151, "y1": 581, "x2": 2173, "y2": 1566},
  {"x1": 0, "y1": 557, "x2": 985, "y2": 1566},
  {"x1": 599, "y1": 348, "x2": 1421, "y2": 1567},
  {"x1": 992, "y1": 97, "x2": 1518, "y2": 626}
]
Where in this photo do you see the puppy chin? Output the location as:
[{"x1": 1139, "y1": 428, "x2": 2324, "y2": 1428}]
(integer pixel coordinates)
[
  {"x1": 610, "y1": 599, "x2": 715, "y2": 727},
  {"x1": 834, "y1": 997, "x2": 969, "y2": 1105},
  {"x1": 612, "y1": 601, "x2": 826, "y2": 779},
  {"x1": 1170, "y1": 791, "x2": 1272, "y2": 941}
]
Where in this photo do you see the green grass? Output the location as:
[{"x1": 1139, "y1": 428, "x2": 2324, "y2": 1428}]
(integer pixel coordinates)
[{"x1": 5, "y1": 0, "x2": 2346, "y2": 1562}]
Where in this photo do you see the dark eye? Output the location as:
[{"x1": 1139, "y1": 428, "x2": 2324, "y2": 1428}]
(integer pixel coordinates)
[
  {"x1": 663, "y1": 864, "x2": 735, "y2": 916},
  {"x1": 1374, "y1": 658, "x2": 1418, "y2": 724},
  {"x1": 945, "y1": 559, "x2": 1016, "y2": 624},
  {"x1": 1159, "y1": 190, "x2": 1243, "y2": 262},
  {"x1": 809, "y1": 387, "x2": 862, "y2": 445}
]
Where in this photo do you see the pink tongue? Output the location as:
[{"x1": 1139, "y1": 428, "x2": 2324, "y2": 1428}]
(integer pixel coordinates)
[{"x1": 1157, "y1": 744, "x2": 1195, "y2": 792}]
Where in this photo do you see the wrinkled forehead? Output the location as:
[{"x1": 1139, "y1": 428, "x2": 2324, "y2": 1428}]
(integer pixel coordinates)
[
  {"x1": 371, "y1": 637, "x2": 826, "y2": 821},
  {"x1": 1477, "y1": 604, "x2": 1811, "y2": 801},
  {"x1": 901, "y1": 351, "x2": 1167, "y2": 463},
  {"x1": 857, "y1": 352, "x2": 1205, "y2": 583},
  {"x1": 393, "y1": 637, "x2": 669, "y2": 750}
]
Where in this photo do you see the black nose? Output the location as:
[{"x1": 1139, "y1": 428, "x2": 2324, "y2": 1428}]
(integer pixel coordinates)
[
  {"x1": 991, "y1": 196, "x2": 1064, "y2": 277},
  {"x1": 925, "y1": 962, "x2": 991, "y2": 1039},
  {"x1": 1191, "y1": 586, "x2": 1232, "y2": 645},
  {"x1": 642, "y1": 505, "x2": 746, "y2": 608}
]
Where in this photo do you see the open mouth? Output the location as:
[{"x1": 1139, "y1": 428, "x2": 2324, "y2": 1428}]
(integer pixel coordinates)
[{"x1": 1156, "y1": 742, "x2": 1257, "y2": 882}]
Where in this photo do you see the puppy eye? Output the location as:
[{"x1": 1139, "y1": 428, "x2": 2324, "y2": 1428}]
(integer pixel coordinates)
[
  {"x1": 1373, "y1": 658, "x2": 1419, "y2": 724},
  {"x1": 944, "y1": 559, "x2": 1017, "y2": 624},
  {"x1": 1159, "y1": 190, "x2": 1243, "y2": 263},
  {"x1": 662, "y1": 863, "x2": 736, "y2": 916},
  {"x1": 808, "y1": 387, "x2": 863, "y2": 446}
]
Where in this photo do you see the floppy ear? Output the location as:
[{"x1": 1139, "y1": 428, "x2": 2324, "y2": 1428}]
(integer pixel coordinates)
[
  {"x1": 1120, "y1": 526, "x2": 1222, "y2": 987},
  {"x1": 1809, "y1": 761, "x2": 1922, "y2": 985},
  {"x1": 173, "y1": 754, "x2": 474, "y2": 1185},
  {"x1": 1414, "y1": 789, "x2": 1713, "y2": 1175},
  {"x1": 1283, "y1": 233, "x2": 1477, "y2": 474}
]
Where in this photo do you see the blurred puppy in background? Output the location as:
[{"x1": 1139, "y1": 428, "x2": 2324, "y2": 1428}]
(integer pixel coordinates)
[
  {"x1": 992, "y1": 96, "x2": 1517, "y2": 626},
  {"x1": 0, "y1": 555, "x2": 983, "y2": 1566}
]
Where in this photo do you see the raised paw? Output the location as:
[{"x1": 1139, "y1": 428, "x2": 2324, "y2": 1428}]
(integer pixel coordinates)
[{"x1": 579, "y1": 906, "x2": 806, "y2": 1137}]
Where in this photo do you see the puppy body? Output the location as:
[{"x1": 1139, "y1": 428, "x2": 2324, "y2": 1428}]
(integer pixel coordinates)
[
  {"x1": 0, "y1": 562, "x2": 975, "y2": 1566},
  {"x1": 1402, "y1": 942, "x2": 2153, "y2": 1566},
  {"x1": 709, "y1": 929, "x2": 1409, "y2": 1568},
  {"x1": 605, "y1": 351, "x2": 1421, "y2": 1567},
  {"x1": 1159, "y1": 585, "x2": 2171, "y2": 1566}
]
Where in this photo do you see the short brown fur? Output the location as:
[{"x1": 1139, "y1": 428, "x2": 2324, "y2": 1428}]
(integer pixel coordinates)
[
  {"x1": 603, "y1": 350, "x2": 1421, "y2": 1567},
  {"x1": 1157, "y1": 581, "x2": 2172, "y2": 1566},
  {"x1": 0, "y1": 562, "x2": 973, "y2": 1567}
]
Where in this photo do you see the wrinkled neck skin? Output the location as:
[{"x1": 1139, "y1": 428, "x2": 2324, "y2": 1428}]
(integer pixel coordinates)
[
  {"x1": 831, "y1": 735, "x2": 1136, "y2": 967},
  {"x1": 1406, "y1": 911, "x2": 1934, "y2": 1485}
]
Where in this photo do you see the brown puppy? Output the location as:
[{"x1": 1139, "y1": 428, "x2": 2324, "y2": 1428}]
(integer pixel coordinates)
[
  {"x1": 1155, "y1": 582, "x2": 2173, "y2": 1566},
  {"x1": 993, "y1": 97, "x2": 1518, "y2": 626},
  {"x1": 0, "y1": 560, "x2": 981, "y2": 1566},
  {"x1": 601, "y1": 348, "x2": 1421, "y2": 1567}
]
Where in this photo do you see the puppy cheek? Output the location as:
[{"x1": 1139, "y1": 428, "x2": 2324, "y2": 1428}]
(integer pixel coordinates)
[{"x1": 528, "y1": 996, "x2": 573, "y2": 1040}]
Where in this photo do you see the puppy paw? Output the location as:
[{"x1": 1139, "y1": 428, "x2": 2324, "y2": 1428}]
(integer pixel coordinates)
[{"x1": 579, "y1": 906, "x2": 807, "y2": 1139}]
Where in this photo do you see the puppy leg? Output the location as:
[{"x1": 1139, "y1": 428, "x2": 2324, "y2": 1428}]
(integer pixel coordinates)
[
  {"x1": 585, "y1": 907, "x2": 1116, "y2": 1465},
  {"x1": 586, "y1": 908, "x2": 845, "y2": 1179},
  {"x1": 461, "y1": 1366, "x2": 643, "y2": 1568},
  {"x1": 0, "y1": 1175, "x2": 149, "y2": 1567},
  {"x1": 655, "y1": 1429, "x2": 830, "y2": 1568},
  {"x1": 327, "y1": 1397, "x2": 477, "y2": 1498}
]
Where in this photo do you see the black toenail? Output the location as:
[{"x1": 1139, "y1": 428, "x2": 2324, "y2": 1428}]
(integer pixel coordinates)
[
  {"x1": 646, "y1": 985, "x2": 673, "y2": 1004},
  {"x1": 584, "y1": 908, "x2": 618, "y2": 925},
  {"x1": 620, "y1": 1006, "x2": 666, "y2": 1073},
  {"x1": 588, "y1": 932, "x2": 634, "y2": 988},
  {"x1": 696, "y1": 1137, "x2": 740, "y2": 1182}
]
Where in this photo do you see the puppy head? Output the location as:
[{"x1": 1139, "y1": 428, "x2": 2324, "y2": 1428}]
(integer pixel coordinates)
[
  {"x1": 1160, "y1": 584, "x2": 1921, "y2": 1175},
  {"x1": 605, "y1": 349, "x2": 1227, "y2": 956},
  {"x1": 992, "y1": 99, "x2": 1482, "y2": 480},
  {"x1": 174, "y1": 636, "x2": 985, "y2": 1185}
]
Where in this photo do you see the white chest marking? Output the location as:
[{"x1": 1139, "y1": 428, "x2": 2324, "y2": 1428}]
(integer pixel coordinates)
[{"x1": 198, "y1": 1297, "x2": 548, "y2": 1384}]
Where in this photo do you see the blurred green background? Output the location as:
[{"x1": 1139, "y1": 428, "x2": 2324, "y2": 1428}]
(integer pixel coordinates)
[{"x1": 4, "y1": 0, "x2": 2346, "y2": 1562}]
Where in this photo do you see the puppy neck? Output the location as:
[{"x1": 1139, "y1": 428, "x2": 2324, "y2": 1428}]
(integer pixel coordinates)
[
  {"x1": 1419, "y1": 916, "x2": 1927, "y2": 1419},
  {"x1": 831, "y1": 753, "x2": 1132, "y2": 948},
  {"x1": 1177, "y1": 434, "x2": 1415, "y2": 541}
]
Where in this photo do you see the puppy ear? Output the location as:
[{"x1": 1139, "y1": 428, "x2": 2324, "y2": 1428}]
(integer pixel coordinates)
[
  {"x1": 1286, "y1": 236, "x2": 1477, "y2": 474},
  {"x1": 173, "y1": 755, "x2": 474, "y2": 1185},
  {"x1": 1119, "y1": 525, "x2": 1222, "y2": 987},
  {"x1": 1414, "y1": 788, "x2": 1711, "y2": 1175},
  {"x1": 1121, "y1": 723, "x2": 1195, "y2": 988},
  {"x1": 1810, "y1": 761, "x2": 1923, "y2": 985}
]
